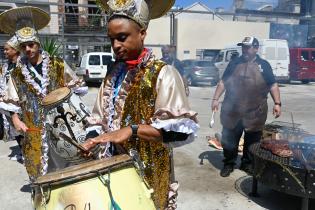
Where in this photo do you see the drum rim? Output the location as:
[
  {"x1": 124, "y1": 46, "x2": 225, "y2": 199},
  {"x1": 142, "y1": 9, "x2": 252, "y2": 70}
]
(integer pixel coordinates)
[
  {"x1": 32, "y1": 154, "x2": 133, "y2": 187},
  {"x1": 42, "y1": 87, "x2": 72, "y2": 107}
]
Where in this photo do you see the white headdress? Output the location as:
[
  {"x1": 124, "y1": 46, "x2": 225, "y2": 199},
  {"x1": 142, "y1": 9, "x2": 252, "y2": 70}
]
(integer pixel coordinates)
[{"x1": 97, "y1": 0, "x2": 174, "y2": 28}]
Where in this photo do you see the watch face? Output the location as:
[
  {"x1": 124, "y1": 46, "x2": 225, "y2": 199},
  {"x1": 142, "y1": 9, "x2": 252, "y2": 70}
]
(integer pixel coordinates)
[{"x1": 131, "y1": 125, "x2": 138, "y2": 137}]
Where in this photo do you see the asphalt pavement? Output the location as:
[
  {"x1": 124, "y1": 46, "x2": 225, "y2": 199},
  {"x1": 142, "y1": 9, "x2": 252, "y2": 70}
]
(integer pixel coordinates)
[{"x1": 1, "y1": 82, "x2": 315, "y2": 210}]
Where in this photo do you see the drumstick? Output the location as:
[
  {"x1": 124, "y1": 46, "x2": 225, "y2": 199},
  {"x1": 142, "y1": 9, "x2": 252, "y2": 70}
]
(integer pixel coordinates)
[
  {"x1": 26, "y1": 127, "x2": 41, "y2": 132},
  {"x1": 59, "y1": 132, "x2": 94, "y2": 158}
]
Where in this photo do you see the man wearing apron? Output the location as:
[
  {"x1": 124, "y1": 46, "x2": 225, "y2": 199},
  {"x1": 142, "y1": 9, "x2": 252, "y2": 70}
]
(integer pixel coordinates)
[{"x1": 211, "y1": 37, "x2": 281, "y2": 177}]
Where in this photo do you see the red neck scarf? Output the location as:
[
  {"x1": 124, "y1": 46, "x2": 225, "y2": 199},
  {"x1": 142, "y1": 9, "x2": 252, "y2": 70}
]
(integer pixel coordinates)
[{"x1": 125, "y1": 48, "x2": 148, "y2": 70}]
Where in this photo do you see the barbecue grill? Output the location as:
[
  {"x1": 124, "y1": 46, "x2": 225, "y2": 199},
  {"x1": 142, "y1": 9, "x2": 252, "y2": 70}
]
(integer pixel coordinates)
[
  {"x1": 263, "y1": 121, "x2": 308, "y2": 140},
  {"x1": 249, "y1": 142, "x2": 315, "y2": 210}
]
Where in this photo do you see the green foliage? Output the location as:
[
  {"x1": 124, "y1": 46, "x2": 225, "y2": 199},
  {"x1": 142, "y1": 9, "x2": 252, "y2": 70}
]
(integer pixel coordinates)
[{"x1": 41, "y1": 38, "x2": 61, "y2": 57}]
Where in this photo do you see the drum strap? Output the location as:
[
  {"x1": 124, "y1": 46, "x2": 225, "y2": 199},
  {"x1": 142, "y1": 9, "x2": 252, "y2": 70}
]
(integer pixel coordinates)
[
  {"x1": 26, "y1": 62, "x2": 44, "y2": 86},
  {"x1": 97, "y1": 171, "x2": 122, "y2": 210},
  {"x1": 39, "y1": 186, "x2": 48, "y2": 210}
]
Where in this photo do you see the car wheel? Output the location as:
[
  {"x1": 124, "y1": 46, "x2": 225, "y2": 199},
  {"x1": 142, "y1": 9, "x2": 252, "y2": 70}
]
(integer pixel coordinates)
[
  {"x1": 301, "y1": 79, "x2": 310, "y2": 84},
  {"x1": 211, "y1": 80, "x2": 218, "y2": 86},
  {"x1": 187, "y1": 76, "x2": 194, "y2": 86}
]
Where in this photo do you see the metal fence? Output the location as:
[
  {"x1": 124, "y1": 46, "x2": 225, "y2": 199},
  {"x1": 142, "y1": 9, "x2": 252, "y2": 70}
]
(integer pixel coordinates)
[
  {"x1": 0, "y1": 0, "x2": 312, "y2": 67},
  {"x1": 0, "y1": 0, "x2": 110, "y2": 67}
]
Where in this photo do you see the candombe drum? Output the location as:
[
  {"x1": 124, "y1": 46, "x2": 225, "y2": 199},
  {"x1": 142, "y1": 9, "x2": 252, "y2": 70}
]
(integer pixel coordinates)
[
  {"x1": 32, "y1": 154, "x2": 156, "y2": 210},
  {"x1": 42, "y1": 87, "x2": 100, "y2": 164}
]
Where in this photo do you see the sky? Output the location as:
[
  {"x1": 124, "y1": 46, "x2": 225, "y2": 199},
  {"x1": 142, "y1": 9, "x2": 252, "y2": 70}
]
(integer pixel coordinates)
[
  {"x1": 175, "y1": 0, "x2": 233, "y2": 10},
  {"x1": 175, "y1": 0, "x2": 278, "y2": 11}
]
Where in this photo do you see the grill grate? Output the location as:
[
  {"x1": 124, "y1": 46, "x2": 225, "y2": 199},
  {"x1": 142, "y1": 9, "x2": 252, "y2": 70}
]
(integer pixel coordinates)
[
  {"x1": 251, "y1": 142, "x2": 315, "y2": 170},
  {"x1": 250, "y1": 143, "x2": 290, "y2": 166}
]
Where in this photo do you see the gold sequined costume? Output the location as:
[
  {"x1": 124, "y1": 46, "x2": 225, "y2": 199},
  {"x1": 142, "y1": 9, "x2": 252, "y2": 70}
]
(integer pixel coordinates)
[
  {"x1": 9, "y1": 54, "x2": 65, "y2": 180},
  {"x1": 92, "y1": 50, "x2": 198, "y2": 209}
]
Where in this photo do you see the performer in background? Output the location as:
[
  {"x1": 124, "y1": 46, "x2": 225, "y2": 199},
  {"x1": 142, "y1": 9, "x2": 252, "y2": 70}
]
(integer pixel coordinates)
[
  {"x1": 0, "y1": 6, "x2": 87, "y2": 181},
  {"x1": 0, "y1": 35, "x2": 24, "y2": 162}
]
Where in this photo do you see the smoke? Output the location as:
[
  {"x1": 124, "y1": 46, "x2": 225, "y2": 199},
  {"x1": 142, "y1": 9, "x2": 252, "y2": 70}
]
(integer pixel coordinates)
[{"x1": 270, "y1": 23, "x2": 308, "y2": 48}]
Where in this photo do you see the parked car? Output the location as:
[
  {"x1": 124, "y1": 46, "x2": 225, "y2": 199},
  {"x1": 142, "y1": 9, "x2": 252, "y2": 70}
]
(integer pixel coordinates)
[
  {"x1": 76, "y1": 52, "x2": 114, "y2": 84},
  {"x1": 289, "y1": 48, "x2": 315, "y2": 84},
  {"x1": 182, "y1": 59, "x2": 219, "y2": 86}
]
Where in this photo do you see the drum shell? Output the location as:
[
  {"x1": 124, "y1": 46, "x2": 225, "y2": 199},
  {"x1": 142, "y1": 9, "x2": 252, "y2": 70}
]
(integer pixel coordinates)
[
  {"x1": 44, "y1": 92, "x2": 99, "y2": 163},
  {"x1": 32, "y1": 155, "x2": 156, "y2": 210}
]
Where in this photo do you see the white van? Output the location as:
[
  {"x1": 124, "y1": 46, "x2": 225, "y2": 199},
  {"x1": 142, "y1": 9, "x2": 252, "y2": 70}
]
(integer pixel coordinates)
[
  {"x1": 76, "y1": 52, "x2": 114, "y2": 83},
  {"x1": 215, "y1": 39, "x2": 290, "y2": 82}
]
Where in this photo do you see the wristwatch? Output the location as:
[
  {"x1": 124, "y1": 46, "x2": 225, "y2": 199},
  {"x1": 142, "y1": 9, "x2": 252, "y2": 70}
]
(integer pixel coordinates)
[
  {"x1": 274, "y1": 102, "x2": 282, "y2": 107},
  {"x1": 130, "y1": 124, "x2": 139, "y2": 140}
]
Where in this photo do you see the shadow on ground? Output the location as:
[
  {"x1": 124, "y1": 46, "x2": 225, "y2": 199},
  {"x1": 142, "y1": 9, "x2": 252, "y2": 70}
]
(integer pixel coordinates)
[
  {"x1": 198, "y1": 150, "x2": 242, "y2": 170},
  {"x1": 8, "y1": 145, "x2": 23, "y2": 164},
  {"x1": 20, "y1": 184, "x2": 31, "y2": 193},
  {"x1": 235, "y1": 175, "x2": 315, "y2": 210},
  {"x1": 8, "y1": 145, "x2": 20, "y2": 159}
]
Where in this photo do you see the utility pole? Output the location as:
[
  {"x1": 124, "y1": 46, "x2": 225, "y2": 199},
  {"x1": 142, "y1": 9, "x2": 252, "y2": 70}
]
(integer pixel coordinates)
[{"x1": 169, "y1": 11, "x2": 177, "y2": 58}]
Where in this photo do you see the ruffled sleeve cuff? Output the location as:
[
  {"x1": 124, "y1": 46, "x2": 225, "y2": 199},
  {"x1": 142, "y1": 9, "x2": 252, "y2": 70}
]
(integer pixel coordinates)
[
  {"x1": 0, "y1": 102, "x2": 21, "y2": 114},
  {"x1": 86, "y1": 125, "x2": 103, "y2": 135},
  {"x1": 151, "y1": 118, "x2": 199, "y2": 136}
]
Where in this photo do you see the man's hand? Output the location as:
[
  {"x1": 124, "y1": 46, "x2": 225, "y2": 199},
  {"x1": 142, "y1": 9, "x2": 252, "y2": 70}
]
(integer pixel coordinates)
[
  {"x1": 211, "y1": 99, "x2": 220, "y2": 112},
  {"x1": 81, "y1": 126, "x2": 132, "y2": 151},
  {"x1": 273, "y1": 104, "x2": 281, "y2": 118},
  {"x1": 11, "y1": 113, "x2": 28, "y2": 132},
  {"x1": 211, "y1": 80, "x2": 225, "y2": 112}
]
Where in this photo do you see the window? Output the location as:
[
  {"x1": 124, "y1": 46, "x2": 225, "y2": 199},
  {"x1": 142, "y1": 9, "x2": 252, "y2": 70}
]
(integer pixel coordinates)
[
  {"x1": 311, "y1": 51, "x2": 315, "y2": 61},
  {"x1": 301, "y1": 51, "x2": 310, "y2": 61},
  {"x1": 182, "y1": 60, "x2": 193, "y2": 67},
  {"x1": 102, "y1": 55, "x2": 113, "y2": 65},
  {"x1": 265, "y1": 47, "x2": 276, "y2": 60},
  {"x1": 226, "y1": 50, "x2": 239, "y2": 62},
  {"x1": 89, "y1": 55, "x2": 101, "y2": 65},
  {"x1": 277, "y1": 48, "x2": 287, "y2": 60},
  {"x1": 195, "y1": 61, "x2": 211, "y2": 67},
  {"x1": 216, "y1": 52, "x2": 224, "y2": 62}
]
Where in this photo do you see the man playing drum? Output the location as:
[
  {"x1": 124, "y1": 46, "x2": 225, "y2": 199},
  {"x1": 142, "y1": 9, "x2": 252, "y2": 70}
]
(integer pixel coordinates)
[
  {"x1": 0, "y1": 6, "x2": 88, "y2": 181},
  {"x1": 81, "y1": 0, "x2": 199, "y2": 209}
]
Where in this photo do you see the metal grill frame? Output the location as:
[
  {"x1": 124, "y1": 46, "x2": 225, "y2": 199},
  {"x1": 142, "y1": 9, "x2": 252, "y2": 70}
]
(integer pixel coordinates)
[{"x1": 249, "y1": 142, "x2": 315, "y2": 210}]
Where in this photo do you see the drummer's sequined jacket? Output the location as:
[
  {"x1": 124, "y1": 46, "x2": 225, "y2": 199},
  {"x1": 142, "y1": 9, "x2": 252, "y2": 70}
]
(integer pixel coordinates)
[{"x1": 92, "y1": 49, "x2": 198, "y2": 209}]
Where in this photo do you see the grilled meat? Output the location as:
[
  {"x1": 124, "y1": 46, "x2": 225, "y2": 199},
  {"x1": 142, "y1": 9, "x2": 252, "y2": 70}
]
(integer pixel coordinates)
[{"x1": 260, "y1": 139, "x2": 293, "y2": 158}]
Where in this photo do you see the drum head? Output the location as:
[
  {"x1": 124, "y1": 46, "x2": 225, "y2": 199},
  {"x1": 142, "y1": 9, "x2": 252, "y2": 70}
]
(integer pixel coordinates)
[
  {"x1": 42, "y1": 87, "x2": 71, "y2": 107},
  {"x1": 33, "y1": 154, "x2": 132, "y2": 186}
]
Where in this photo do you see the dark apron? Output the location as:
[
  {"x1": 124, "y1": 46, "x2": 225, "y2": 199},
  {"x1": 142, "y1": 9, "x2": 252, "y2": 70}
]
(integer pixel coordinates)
[{"x1": 220, "y1": 61, "x2": 270, "y2": 131}]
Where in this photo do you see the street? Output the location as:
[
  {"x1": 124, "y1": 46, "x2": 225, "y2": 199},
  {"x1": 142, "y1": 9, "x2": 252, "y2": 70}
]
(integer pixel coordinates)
[{"x1": 1, "y1": 83, "x2": 315, "y2": 210}]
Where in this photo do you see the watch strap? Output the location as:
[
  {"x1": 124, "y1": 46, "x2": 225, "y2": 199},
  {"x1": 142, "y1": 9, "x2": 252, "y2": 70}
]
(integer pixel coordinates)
[{"x1": 130, "y1": 124, "x2": 139, "y2": 140}]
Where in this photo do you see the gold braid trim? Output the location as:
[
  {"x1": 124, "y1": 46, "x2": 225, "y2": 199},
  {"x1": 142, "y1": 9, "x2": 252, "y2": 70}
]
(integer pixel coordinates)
[
  {"x1": 121, "y1": 60, "x2": 171, "y2": 209},
  {"x1": 47, "y1": 57, "x2": 65, "y2": 91}
]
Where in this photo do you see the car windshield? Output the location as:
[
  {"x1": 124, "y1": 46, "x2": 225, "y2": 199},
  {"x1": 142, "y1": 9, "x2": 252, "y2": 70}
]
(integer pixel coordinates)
[
  {"x1": 195, "y1": 61, "x2": 211, "y2": 67},
  {"x1": 89, "y1": 55, "x2": 101, "y2": 65}
]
